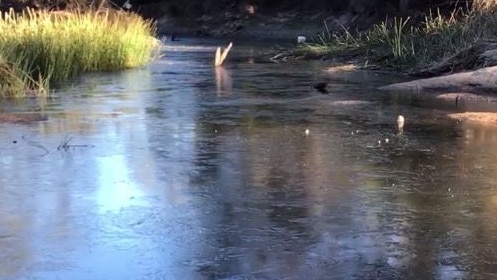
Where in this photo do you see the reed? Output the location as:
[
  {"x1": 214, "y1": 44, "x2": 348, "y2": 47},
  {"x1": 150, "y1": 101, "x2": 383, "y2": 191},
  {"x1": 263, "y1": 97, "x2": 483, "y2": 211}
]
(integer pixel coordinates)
[
  {"x1": 298, "y1": 5, "x2": 497, "y2": 71},
  {"x1": 0, "y1": 8, "x2": 158, "y2": 97}
]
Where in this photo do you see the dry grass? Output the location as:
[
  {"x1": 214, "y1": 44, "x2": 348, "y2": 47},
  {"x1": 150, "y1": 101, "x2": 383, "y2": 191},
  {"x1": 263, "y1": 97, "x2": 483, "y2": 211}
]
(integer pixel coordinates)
[
  {"x1": 0, "y1": 8, "x2": 159, "y2": 97},
  {"x1": 473, "y1": 0, "x2": 497, "y2": 12},
  {"x1": 298, "y1": 4, "x2": 497, "y2": 71}
]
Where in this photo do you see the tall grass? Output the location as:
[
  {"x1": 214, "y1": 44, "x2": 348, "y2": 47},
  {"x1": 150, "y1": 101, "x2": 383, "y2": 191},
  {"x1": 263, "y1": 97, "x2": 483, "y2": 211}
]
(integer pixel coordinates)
[
  {"x1": 299, "y1": 6, "x2": 497, "y2": 71},
  {"x1": 0, "y1": 8, "x2": 159, "y2": 97}
]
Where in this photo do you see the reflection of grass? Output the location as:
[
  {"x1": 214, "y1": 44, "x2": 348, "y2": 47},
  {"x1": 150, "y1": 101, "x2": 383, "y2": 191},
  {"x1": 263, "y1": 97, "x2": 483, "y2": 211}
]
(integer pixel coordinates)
[
  {"x1": 0, "y1": 8, "x2": 159, "y2": 97},
  {"x1": 297, "y1": 7, "x2": 497, "y2": 71}
]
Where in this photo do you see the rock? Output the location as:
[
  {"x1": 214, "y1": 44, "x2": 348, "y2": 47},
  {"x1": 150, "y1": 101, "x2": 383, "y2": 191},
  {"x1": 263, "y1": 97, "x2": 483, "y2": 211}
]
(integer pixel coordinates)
[
  {"x1": 313, "y1": 82, "x2": 329, "y2": 93},
  {"x1": 379, "y1": 66, "x2": 497, "y2": 92}
]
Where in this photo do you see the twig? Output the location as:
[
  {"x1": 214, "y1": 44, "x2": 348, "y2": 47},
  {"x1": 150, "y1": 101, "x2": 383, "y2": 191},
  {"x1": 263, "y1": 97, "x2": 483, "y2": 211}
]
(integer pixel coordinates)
[
  {"x1": 214, "y1": 42, "x2": 233, "y2": 66},
  {"x1": 57, "y1": 135, "x2": 95, "y2": 151}
]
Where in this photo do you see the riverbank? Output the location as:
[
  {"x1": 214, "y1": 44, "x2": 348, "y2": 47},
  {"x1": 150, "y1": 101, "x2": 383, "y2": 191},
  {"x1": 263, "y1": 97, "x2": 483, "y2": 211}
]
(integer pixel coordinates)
[
  {"x1": 282, "y1": 8, "x2": 497, "y2": 73},
  {"x1": 154, "y1": 10, "x2": 328, "y2": 42},
  {"x1": 152, "y1": 3, "x2": 497, "y2": 74}
]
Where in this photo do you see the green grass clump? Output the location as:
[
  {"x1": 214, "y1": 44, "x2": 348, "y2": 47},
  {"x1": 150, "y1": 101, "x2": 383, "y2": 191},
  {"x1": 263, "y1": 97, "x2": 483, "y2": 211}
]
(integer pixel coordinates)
[
  {"x1": 299, "y1": 7, "x2": 497, "y2": 71},
  {"x1": 0, "y1": 8, "x2": 159, "y2": 97}
]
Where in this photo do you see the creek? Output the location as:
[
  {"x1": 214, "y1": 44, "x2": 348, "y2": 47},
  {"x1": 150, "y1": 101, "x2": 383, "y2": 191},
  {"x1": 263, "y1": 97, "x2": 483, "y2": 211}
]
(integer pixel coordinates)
[{"x1": 1, "y1": 38, "x2": 497, "y2": 280}]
